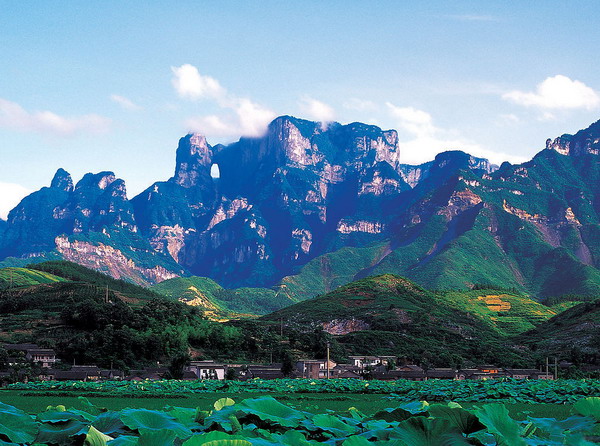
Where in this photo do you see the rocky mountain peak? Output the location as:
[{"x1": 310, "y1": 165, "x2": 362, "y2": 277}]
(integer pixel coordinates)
[
  {"x1": 546, "y1": 120, "x2": 600, "y2": 157},
  {"x1": 50, "y1": 168, "x2": 74, "y2": 192},
  {"x1": 431, "y1": 150, "x2": 496, "y2": 173},
  {"x1": 172, "y1": 133, "x2": 215, "y2": 188},
  {"x1": 76, "y1": 172, "x2": 117, "y2": 191}
]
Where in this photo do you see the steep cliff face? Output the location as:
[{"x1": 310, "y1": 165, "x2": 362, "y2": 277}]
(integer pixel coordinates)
[
  {"x1": 545, "y1": 119, "x2": 600, "y2": 157},
  {"x1": 1, "y1": 116, "x2": 599, "y2": 298},
  {"x1": 0, "y1": 169, "x2": 183, "y2": 285},
  {"x1": 131, "y1": 116, "x2": 411, "y2": 286}
]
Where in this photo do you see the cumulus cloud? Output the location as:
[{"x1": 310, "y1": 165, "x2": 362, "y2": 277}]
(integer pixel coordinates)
[
  {"x1": 234, "y1": 98, "x2": 276, "y2": 136},
  {"x1": 185, "y1": 115, "x2": 235, "y2": 137},
  {"x1": 110, "y1": 94, "x2": 142, "y2": 111},
  {"x1": 171, "y1": 64, "x2": 276, "y2": 138},
  {"x1": 386, "y1": 102, "x2": 526, "y2": 165},
  {"x1": 0, "y1": 182, "x2": 31, "y2": 220},
  {"x1": 387, "y1": 105, "x2": 436, "y2": 137},
  {"x1": 503, "y1": 75, "x2": 600, "y2": 110},
  {"x1": 0, "y1": 98, "x2": 111, "y2": 137},
  {"x1": 171, "y1": 64, "x2": 225, "y2": 100},
  {"x1": 298, "y1": 96, "x2": 335, "y2": 122}
]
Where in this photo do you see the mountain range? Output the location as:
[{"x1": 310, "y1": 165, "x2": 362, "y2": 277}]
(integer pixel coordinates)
[{"x1": 1, "y1": 115, "x2": 599, "y2": 301}]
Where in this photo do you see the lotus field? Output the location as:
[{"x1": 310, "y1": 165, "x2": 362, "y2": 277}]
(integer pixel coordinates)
[
  {"x1": 0, "y1": 395, "x2": 598, "y2": 445},
  {"x1": 7, "y1": 378, "x2": 600, "y2": 403}
]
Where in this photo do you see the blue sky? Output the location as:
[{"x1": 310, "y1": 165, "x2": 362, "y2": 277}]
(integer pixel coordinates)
[{"x1": 1, "y1": 1, "x2": 600, "y2": 218}]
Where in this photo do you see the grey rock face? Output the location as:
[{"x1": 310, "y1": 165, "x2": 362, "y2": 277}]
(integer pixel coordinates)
[{"x1": 50, "y1": 168, "x2": 74, "y2": 192}]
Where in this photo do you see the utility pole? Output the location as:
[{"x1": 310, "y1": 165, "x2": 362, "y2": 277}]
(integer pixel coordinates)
[
  {"x1": 546, "y1": 357, "x2": 549, "y2": 379},
  {"x1": 326, "y1": 341, "x2": 330, "y2": 379}
]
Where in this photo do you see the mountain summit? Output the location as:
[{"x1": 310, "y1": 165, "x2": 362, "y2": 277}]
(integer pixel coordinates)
[{"x1": 0, "y1": 116, "x2": 599, "y2": 298}]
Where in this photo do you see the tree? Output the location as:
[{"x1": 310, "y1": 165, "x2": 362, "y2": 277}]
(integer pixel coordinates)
[
  {"x1": 166, "y1": 352, "x2": 191, "y2": 379},
  {"x1": 281, "y1": 350, "x2": 295, "y2": 377}
]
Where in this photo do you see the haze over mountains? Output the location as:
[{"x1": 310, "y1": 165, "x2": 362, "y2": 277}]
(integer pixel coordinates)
[{"x1": 1, "y1": 115, "x2": 599, "y2": 301}]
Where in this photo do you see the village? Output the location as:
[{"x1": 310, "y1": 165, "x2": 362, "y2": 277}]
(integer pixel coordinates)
[{"x1": 0, "y1": 343, "x2": 560, "y2": 383}]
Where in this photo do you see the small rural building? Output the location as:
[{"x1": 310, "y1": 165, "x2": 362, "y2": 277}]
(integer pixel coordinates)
[
  {"x1": 332, "y1": 364, "x2": 362, "y2": 378},
  {"x1": 296, "y1": 359, "x2": 337, "y2": 379},
  {"x1": 348, "y1": 356, "x2": 396, "y2": 369},
  {"x1": 52, "y1": 366, "x2": 101, "y2": 381},
  {"x1": 26, "y1": 348, "x2": 57, "y2": 368},
  {"x1": 4, "y1": 344, "x2": 57, "y2": 368},
  {"x1": 186, "y1": 360, "x2": 226, "y2": 380},
  {"x1": 426, "y1": 368, "x2": 458, "y2": 380}
]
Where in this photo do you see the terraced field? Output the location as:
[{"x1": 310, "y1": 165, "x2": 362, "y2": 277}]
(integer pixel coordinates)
[{"x1": 0, "y1": 267, "x2": 66, "y2": 288}]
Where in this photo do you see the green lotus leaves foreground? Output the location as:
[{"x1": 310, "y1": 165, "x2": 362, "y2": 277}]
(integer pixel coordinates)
[
  {"x1": 0, "y1": 402, "x2": 38, "y2": 444},
  {"x1": 84, "y1": 426, "x2": 113, "y2": 446},
  {"x1": 574, "y1": 397, "x2": 600, "y2": 421},
  {"x1": 0, "y1": 395, "x2": 598, "y2": 445},
  {"x1": 120, "y1": 408, "x2": 193, "y2": 438}
]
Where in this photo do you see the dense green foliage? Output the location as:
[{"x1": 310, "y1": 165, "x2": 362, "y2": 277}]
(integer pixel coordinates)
[
  {"x1": 0, "y1": 393, "x2": 597, "y2": 445},
  {"x1": 0, "y1": 263, "x2": 250, "y2": 369},
  {"x1": 0, "y1": 262, "x2": 595, "y2": 370},
  {"x1": 152, "y1": 276, "x2": 292, "y2": 318},
  {"x1": 8, "y1": 379, "x2": 600, "y2": 403},
  {"x1": 30, "y1": 261, "x2": 165, "y2": 301},
  {"x1": 263, "y1": 275, "x2": 563, "y2": 367},
  {"x1": 516, "y1": 299, "x2": 600, "y2": 367}
]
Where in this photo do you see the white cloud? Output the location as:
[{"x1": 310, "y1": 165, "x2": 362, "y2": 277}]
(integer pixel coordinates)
[
  {"x1": 343, "y1": 98, "x2": 378, "y2": 112},
  {"x1": 386, "y1": 104, "x2": 435, "y2": 137},
  {"x1": 234, "y1": 98, "x2": 276, "y2": 136},
  {"x1": 185, "y1": 115, "x2": 235, "y2": 137},
  {"x1": 0, "y1": 182, "x2": 31, "y2": 220},
  {"x1": 172, "y1": 64, "x2": 275, "y2": 138},
  {"x1": 503, "y1": 75, "x2": 600, "y2": 110},
  {"x1": 0, "y1": 98, "x2": 111, "y2": 137},
  {"x1": 171, "y1": 64, "x2": 225, "y2": 100},
  {"x1": 386, "y1": 102, "x2": 525, "y2": 165},
  {"x1": 298, "y1": 96, "x2": 335, "y2": 122},
  {"x1": 110, "y1": 94, "x2": 142, "y2": 111}
]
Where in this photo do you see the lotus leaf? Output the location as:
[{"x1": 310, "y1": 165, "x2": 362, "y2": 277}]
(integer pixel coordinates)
[
  {"x1": 237, "y1": 397, "x2": 307, "y2": 428},
  {"x1": 214, "y1": 398, "x2": 236, "y2": 411},
  {"x1": 476, "y1": 404, "x2": 526, "y2": 446},
  {"x1": 0, "y1": 402, "x2": 38, "y2": 445},
  {"x1": 37, "y1": 409, "x2": 88, "y2": 423},
  {"x1": 107, "y1": 435, "x2": 139, "y2": 445},
  {"x1": 92, "y1": 411, "x2": 127, "y2": 435},
  {"x1": 35, "y1": 419, "x2": 87, "y2": 445},
  {"x1": 342, "y1": 436, "x2": 372, "y2": 445},
  {"x1": 573, "y1": 397, "x2": 600, "y2": 421},
  {"x1": 120, "y1": 408, "x2": 192, "y2": 439},
  {"x1": 84, "y1": 426, "x2": 113, "y2": 446},
  {"x1": 529, "y1": 416, "x2": 596, "y2": 441},
  {"x1": 428, "y1": 404, "x2": 486, "y2": 435},
  {"x1": 310, "y1": 413, "x2": 359, "y2": 436},
  {"x1": 183, "y1": 431, "x2": 251, "y2": 445},
  {"x1": 165, "y1": 406, "x2": 198, "y2": 428},
  {"x1": 137, "y1": 429, "x2": 176, "y2": 446},
  {"x1": 79, "y1": 397, "x2": 104, "y2": 416},
  {"x1": 372, "y1": 407, "x2": 419, "y2": 423},
  {"x1": 392, "y1": 416, "x2": 471, "y2": 446}
]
